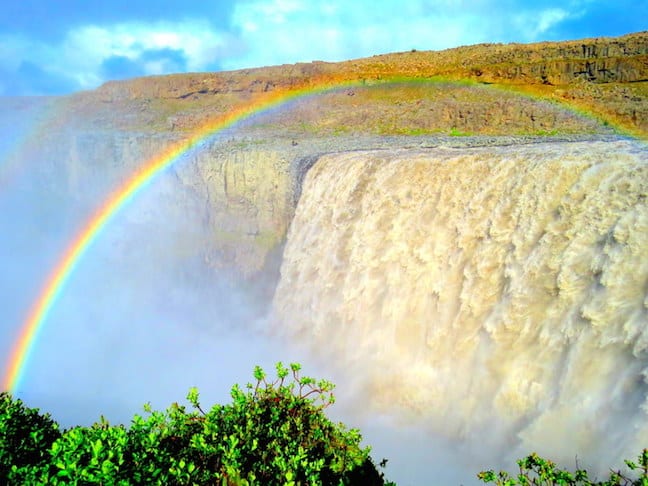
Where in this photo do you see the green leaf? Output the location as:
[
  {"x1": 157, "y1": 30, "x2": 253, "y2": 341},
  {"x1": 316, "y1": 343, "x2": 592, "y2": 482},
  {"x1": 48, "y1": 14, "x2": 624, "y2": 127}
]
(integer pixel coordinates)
[
  {"x1": 91, "y1": 438, "x2": 103, "y2": 456},
  {"x1": 253, "y1": 365, "x2": 266, "y2": 381},
  {"x1": 187, "y1": 387, "x2": 200, "y2": 408},
  {"x1": 290, "y1": 363, "x2": 301, "y2": 373},
  {"x1": 101, "y1": 459, "x2": 114, "y2": 475}
]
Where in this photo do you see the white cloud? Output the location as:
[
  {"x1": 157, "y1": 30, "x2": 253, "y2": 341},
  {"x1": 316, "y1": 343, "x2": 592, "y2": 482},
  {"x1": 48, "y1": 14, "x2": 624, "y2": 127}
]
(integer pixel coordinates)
[
  {"x1": 219, "y1": 0, "x2": 581, "y2": 72},
  {"x1": 61, "y1": 21, "x2": 234, "y2": 83},
  {"x1": 537, "y1": 9, "x2": 569, "y2": 34},
  {"x1": 0, "y1": 20, "x2": 240, "y2": 93},
  {"x1": 223, "y1": 0, "x2": 506, "y2": 70},
  {"x1": 248, "y1": 0, "x2": 305, "y2": 23},
  {"x1": 512, "y1": 8, "x2": 570, "y2": 39},
  {"x1": 0, "y1": 0, "x2": 584, "y2": 94}
]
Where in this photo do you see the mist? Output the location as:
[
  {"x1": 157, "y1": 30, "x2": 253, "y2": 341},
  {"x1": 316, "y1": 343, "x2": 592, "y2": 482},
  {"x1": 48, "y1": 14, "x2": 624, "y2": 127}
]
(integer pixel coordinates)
[
  {"x1": 0, "y1": 100, "x2": 479, "y2": 485},
  {"x1": 0, "y1": 113, "x2": 292, "y2": 427}
]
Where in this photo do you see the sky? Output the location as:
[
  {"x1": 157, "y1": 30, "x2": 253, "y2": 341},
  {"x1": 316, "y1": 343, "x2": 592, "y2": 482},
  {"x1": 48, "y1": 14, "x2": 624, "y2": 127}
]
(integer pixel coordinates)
[{"x1": 0, "y1": 0, "x2": 645, "y2": 96}]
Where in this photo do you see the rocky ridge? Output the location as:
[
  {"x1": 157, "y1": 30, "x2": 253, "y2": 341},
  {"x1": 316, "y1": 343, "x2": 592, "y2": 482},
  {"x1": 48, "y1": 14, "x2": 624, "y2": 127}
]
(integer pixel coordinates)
[
  {"x1": 7, "y1": 31, "x2": 647, "y2": 283},
  {"x1": 78, "y1": 30, "x2": 648, "y2": 136}
]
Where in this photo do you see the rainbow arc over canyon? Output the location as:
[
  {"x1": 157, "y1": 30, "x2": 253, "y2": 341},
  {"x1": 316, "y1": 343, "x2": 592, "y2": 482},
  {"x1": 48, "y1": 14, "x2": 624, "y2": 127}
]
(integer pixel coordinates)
[
  {"x1": 0, "y1": 75, "x2": 628, "y2": 394},
  {"x1": 1, "y1": 78, "x2": 362, "y2": 393}
]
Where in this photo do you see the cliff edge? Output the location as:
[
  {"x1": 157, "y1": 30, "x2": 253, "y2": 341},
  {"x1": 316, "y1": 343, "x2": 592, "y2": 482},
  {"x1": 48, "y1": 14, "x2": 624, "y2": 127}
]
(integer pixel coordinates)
[{"x1": 80, "y1": 30, "x2": 647, "y2": 137}]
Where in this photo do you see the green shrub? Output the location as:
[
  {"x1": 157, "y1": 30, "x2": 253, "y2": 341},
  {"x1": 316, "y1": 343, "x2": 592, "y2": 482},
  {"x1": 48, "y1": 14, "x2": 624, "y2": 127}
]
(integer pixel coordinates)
[
  {"x1": 5, "y1": 363, "x2": 644, "y2": 486},
  {"x1": 1, "y1": 363, "x2": 392, "y2": 485},
  {"x1": 478, "y1": 449, "x2": 648, "y2": 485},
  {"x1": 0, "y1": 391, "x2": 61, "y2": 482}
]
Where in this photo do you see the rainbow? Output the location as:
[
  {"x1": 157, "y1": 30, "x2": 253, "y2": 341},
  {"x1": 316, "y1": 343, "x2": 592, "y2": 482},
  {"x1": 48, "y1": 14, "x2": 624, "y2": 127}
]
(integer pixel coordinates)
[
  {"x1": 1, "y1": 78, "x2": 366, "y2": 394},
  {"x1": 0, "y1": 75, "x2": 629, "y2": 394}
]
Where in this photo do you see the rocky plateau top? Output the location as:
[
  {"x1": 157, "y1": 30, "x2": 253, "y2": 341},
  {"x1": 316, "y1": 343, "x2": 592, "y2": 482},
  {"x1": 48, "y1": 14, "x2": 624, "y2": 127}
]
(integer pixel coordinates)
[{"x1": 67, "y1": 30, "x2": 647, "y2": 138}]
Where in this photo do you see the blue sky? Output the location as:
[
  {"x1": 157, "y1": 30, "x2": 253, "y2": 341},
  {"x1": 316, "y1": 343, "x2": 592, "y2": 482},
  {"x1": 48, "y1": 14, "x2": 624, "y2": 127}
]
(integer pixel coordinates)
[{"x1": 0, "y1": 0, "x2": 645, "y2": 95}]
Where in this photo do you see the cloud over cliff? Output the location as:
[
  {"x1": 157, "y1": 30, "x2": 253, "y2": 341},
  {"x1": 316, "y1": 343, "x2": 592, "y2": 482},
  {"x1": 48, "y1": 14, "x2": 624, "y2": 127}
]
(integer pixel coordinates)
[{"x1": 0, "y1": 0, "x2": 645, "y2": 95}]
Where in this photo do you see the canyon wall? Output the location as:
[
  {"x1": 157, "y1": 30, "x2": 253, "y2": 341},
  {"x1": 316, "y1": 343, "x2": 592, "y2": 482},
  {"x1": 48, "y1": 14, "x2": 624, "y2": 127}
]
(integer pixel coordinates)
[{"x1": 13, "y1": 127, "x2": 295, "y2": 283}]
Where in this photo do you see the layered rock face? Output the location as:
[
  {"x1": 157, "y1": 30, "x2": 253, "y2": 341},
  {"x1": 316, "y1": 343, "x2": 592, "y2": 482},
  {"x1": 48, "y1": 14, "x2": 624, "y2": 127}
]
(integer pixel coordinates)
[
  {"x1": 457, "y1": 33, "x2": 648, "y2": 84},
  {"x1": 82, "y1": 31, "x2": 647, "y2": 136},
  {"x1": 179, "y1": 146, "x2": 293, "y2": 279},
  {"x1": 93, "y1": 31, "x2": 647, "y2": 98},
  {"x1": 33, "y1": 131, "x2": 296, "y2": 282}
]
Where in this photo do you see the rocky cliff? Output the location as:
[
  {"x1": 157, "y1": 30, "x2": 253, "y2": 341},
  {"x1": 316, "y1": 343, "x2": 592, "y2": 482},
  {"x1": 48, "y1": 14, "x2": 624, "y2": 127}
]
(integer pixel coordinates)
[
  {"x1": 74, "y1": 30, "x2": 647, "y2": 136},
  {"x1": 4, "y1": 31, "x2": 646, "y2": 285},
  {"x1": 93, "y1": 31, "x2": 648, "y2": 96}
]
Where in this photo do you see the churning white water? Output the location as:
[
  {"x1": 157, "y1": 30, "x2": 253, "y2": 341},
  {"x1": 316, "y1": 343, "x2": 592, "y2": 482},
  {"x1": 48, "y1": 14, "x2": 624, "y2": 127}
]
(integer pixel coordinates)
[{"x1": 272, "y1": 140, "x2": 648, "y2": 477}]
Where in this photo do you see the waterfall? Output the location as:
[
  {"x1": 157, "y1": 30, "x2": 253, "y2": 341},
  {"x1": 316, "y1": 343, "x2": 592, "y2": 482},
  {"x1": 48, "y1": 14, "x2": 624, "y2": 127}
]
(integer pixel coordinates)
[{"x1": 273, "y1": 139, "x2": 648, "y2": 469}]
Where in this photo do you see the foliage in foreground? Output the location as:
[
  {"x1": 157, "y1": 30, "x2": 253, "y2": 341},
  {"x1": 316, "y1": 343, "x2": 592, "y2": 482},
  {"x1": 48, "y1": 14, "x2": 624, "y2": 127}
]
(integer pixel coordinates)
[
  {"x1": 1, "y1": 363, "x2": 646, "y2": 486},
  {"x1": 0, "y1": 390, "x2": 61, "y2": 479},
  {"x1": 478, "y1": 449, "x2": 648, "y2": 486},
  {"x1": 1, "y1": 362, "x2": 392, "y2": 485}
]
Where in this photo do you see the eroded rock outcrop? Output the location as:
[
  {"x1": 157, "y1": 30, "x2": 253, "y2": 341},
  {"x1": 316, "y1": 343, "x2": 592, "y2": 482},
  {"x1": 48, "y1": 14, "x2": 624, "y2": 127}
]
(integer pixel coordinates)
[{"x1": 62, "y1": 31, "x2": 648, "y2": 137}]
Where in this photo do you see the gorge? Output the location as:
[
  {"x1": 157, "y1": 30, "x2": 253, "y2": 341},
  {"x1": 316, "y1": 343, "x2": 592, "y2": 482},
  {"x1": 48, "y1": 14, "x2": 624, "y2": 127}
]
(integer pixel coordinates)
[{"x1": 0, "y1": 32, "x2": 647, "y2": 484}]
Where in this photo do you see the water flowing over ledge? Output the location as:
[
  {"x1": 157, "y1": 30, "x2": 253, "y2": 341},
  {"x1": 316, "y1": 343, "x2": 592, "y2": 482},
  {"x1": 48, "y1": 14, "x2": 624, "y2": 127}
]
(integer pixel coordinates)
[{"x1": 273, "y1": 139, "x2": 648, "y2": 470}]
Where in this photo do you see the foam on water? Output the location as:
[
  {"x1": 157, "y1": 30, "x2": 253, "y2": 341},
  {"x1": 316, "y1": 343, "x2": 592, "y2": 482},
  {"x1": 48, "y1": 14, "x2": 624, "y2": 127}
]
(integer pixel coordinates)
[{"x1": 273, "y1": 140, "x2": 648, "y2": 477}]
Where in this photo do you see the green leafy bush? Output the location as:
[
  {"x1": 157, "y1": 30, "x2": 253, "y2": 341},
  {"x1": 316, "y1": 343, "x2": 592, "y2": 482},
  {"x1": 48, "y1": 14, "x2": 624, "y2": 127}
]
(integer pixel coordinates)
[
  {"x1": 3, "y1": 364, "x2": 644, "y2": 486},
  {"x1": 478, "y1": 449, "x2": 648, "y2": 486},
  {"x1": 1, "y1": 363, "x2": 392, "y2": 485},
  {"x1": 0, "y1": 392, "x2": 61, "y2": 482}
]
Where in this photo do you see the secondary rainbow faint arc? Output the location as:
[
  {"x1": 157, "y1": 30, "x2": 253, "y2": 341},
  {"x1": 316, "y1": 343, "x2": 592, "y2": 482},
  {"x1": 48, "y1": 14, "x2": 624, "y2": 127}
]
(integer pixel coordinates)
[{"x1": 2, "y1": 79, "x2": 362, "y2": 394}]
